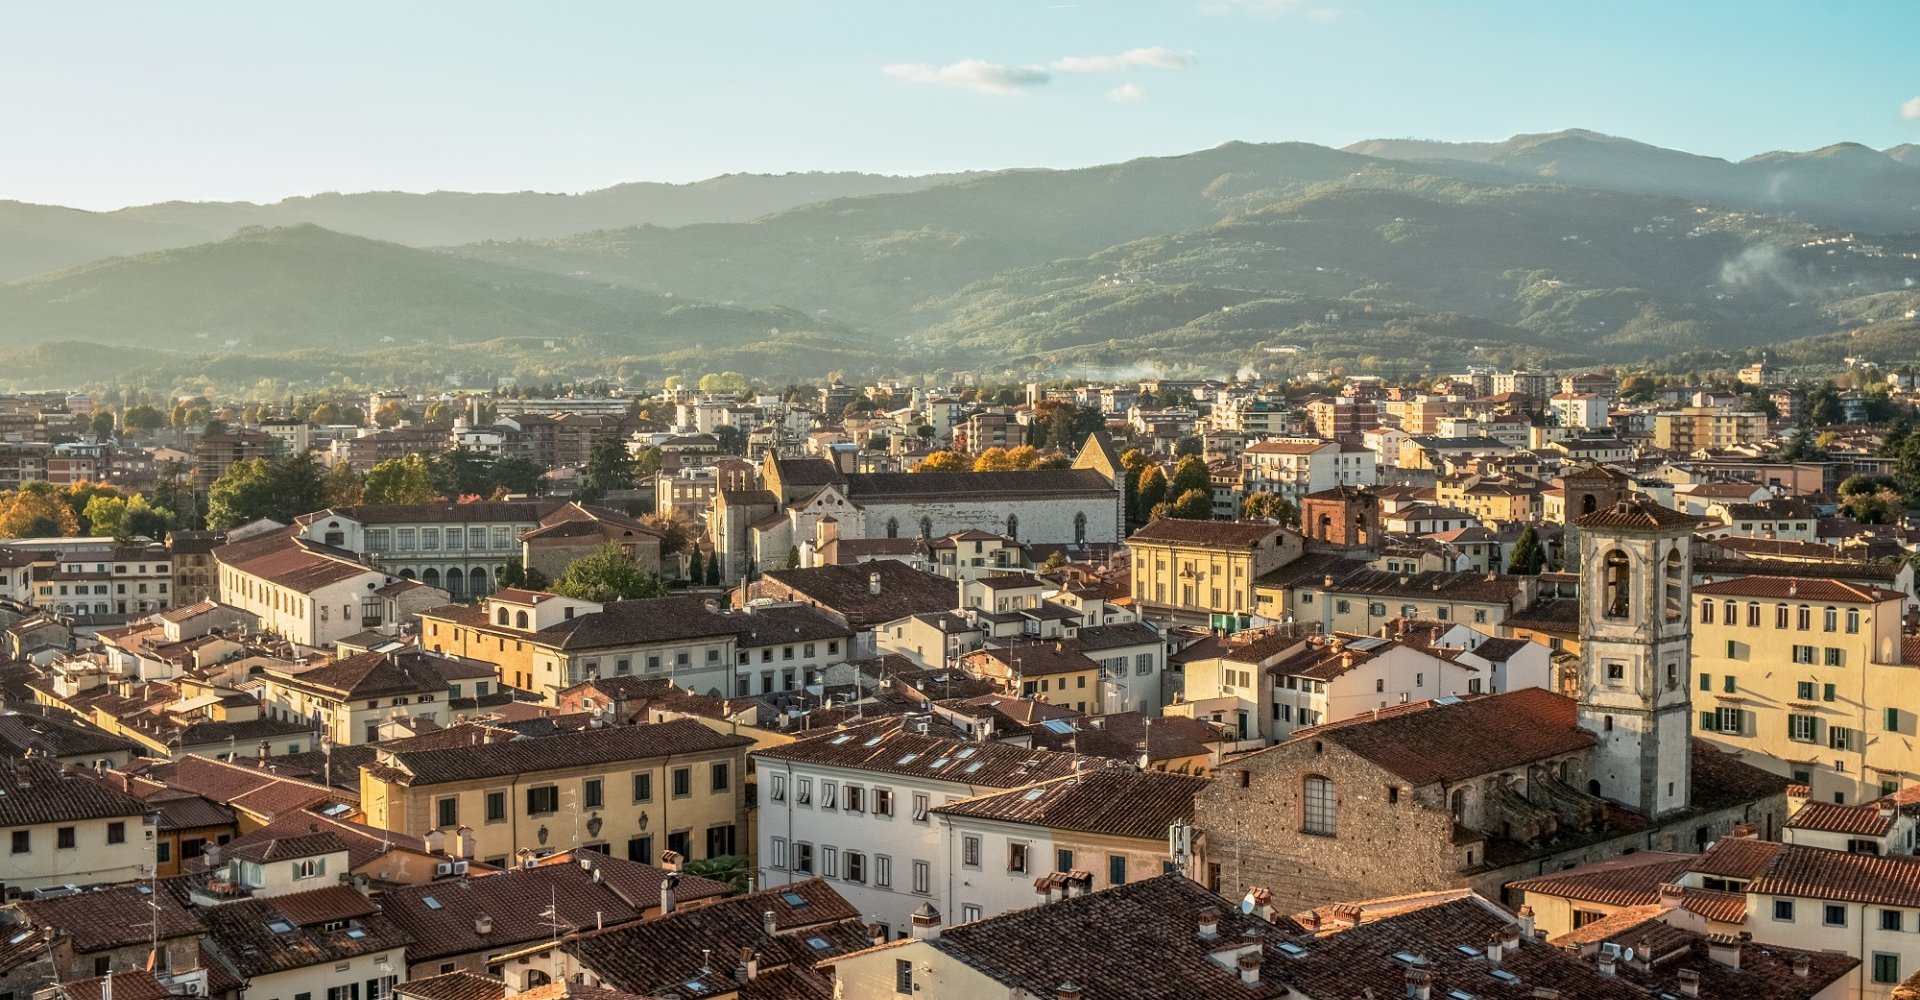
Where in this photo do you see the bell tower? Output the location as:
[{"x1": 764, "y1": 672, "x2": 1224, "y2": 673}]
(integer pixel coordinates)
[{"x1": 1575, "y1": 497, "x2": 1696, "y2": 818}]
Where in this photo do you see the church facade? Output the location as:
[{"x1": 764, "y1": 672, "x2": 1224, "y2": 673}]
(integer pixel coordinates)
[{"x1": 1193, "y1": 497, "x2": 1788, "y2": 913}]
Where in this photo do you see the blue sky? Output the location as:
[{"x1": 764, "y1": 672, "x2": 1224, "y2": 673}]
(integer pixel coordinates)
[{"x1": 4, "y1": 0, "x2": 1918, "y2": 210}]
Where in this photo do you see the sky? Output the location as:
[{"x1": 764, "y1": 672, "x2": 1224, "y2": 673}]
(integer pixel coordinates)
[{"x1": 4, "y1": 0, "x2": 1919, "y2": 211}]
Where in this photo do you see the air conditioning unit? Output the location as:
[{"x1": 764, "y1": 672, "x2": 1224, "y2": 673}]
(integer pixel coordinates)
[
  {"x1": 184, "y1": 984, "x2": 202, "y2": 996},
  {"x1": 434, "y1": 862, "x2": 453, "y2": 876},
  {"x1": 452, "y1": 861, "x2": 469, "y2": 874}
]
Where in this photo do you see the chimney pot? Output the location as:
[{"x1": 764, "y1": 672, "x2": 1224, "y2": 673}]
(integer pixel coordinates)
[
  {"x1": 1676, "y1": 968, "x2": 1701, "y2": 998},
  {"x1": 1792, "y1": 954, "x2": 1812, "y2": 978},
  {"x1": 1197, "y1": 906, "x2": 1221, "y2": 939},
  {"x1": 1237, "y1": 951, "x2": 1262, "y2": 986},
  {"x1": 763, "y1": 909, "x2": 777, "y2": 936},
  {"x1": 659, "y1": 872, "x2": 679, "y2": 914},
  {"x1": 1056, "y1": 984, "x2": 1083, "y2": 1000}
]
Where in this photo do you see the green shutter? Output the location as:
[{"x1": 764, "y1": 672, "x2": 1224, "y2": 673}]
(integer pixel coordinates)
[
  {"x1": 1824, "y1": 683, "x2": 1837, "y2": 703},
  {"x1": 1700, "y1": 711, "x2": 1716, "y2": 732}
]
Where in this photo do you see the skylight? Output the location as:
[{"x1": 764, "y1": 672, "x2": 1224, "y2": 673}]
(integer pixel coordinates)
[
  {"x1": 897, "y1": 754, "x2": 919, "y2": 765},
  {"x1": 1391, "y1": 952, "x2": 1424, "y2": 967},
  {"x1": 955, "y1": 747, "x2": 977, "y2": 758},
  {"x1": 7, "y1": 932, "x2": 31, "y2": 946},
  {"x1": 781, "y1": 892, "x2": 807, "y2": 908},
  {"x1": 1042, "y1": 719, "x2": 1076, "y2": 735},
  {"x1": 346, "y1": 928, "x2": 367, "y2": 939},
  {"x1": 1276, "y1": 942, "x2": 1309, "y2": 958},
  {"x1": 1489, "y1": 970, "x2": 1520, "y2": 984},
  {"x1": 830, "y1": 735, "x2": 853, "y2": 745},
  {"x1": 1022, "y1": 788, "x2": 1048, "y2": 801},
  {"x1": 1454, "y1": 944, "x2": 1480, "y2": 957},
  {"x1": 267, "y1": 920, "x2": 295, "y2": 934},
  {"x1": 423, "y1": 897, "x2": 443, "y2": 910},
  {"x1": 964, "y1": 762, "x2": 984, "y2": 773},
  {"x1": 806, "y1": 936, "x2": 831, "y2": 951},
  {"x1": 863, "y1": 737, "x2": 883, "y2": 746}
]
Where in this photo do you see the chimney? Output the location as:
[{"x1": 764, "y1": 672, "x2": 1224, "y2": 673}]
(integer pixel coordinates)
[
  {"x1": 1056, "y1": 984, "x2": 1083, "y2": 1000},
  {"x1": 909, "y1": 903, "x2": 942, "y2": 941},
  {"x1": 1249, "y1": 887, "x2": 1275, "y2": 923},
  {"x1": 1791, "y1": 954, "x2": 1812, "y2": 978},
  {"x1": 1706, "y1": 934, "x2": 1740, "y2": 971},
  {"x1": 660, "y1": 872, "x2": 679, "y2": 914},
  {"x1": 1035, "y1": 877, "x2": 1054, "y2": 906},
  {"x1": 763, "y1": 910, "x2": 777, "y2": 936},
  {"x1": 1238, "y1": 951, "x2": 1262, "y2": 986},
  {"x1": 1658, "y1": 883, "x2": 1685, "y2": 907},
  {"x1": 1598, "y1": 953, "x2": 1616, "y2": 977},
  {"x1": 474, "y1": 915, "x2": 492, "y2": 935},
  {"x1": 867, "y1": 922, "x2": 888, "y2": 947},
  {"x1": 1403, "y1": 967, "x2": 1432, "y2": 1000},
  {"x1": 1297, "y1": 910, "x2": 1321, "y2": 932},
  {"x1": 1197, "y1": 906, "x2": 1221, "y2": 940},
  {"x1": 869, "y1": 572, "x2": 882, "y2": 596},
  {"x1": 1675, "y1": 968, "x2": 1700, "y2": 998},
  {"x1": 1502, "y1": 923, "x2": 1521, "y2": 951},
  {"x1": 734, "y1": 947, "x2": 758, "y2": 983},
  {"x1": 1069, "y1": 872, "x2": 1093, "y2": 898},
  {"x1": 1484, "y1": 930, "x2": 1504, "y2": 966}
]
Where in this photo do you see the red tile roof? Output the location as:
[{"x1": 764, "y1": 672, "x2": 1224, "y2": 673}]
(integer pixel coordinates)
[
  {"x1": 1692, "y1": 576, "x2": 1905, "y2": 603},
  {"x1": 1291, "y1": 688, "x2": 1592, "y2": 786}
]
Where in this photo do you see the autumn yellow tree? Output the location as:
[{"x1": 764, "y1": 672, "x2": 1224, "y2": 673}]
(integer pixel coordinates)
[
  {"x1": 0, "y1": 483, "x2": 81, "y2": 538},
  {"x1": 1003, "y1": 445, "x2": 1041, "y2": 469},
  {"x1": 972, "y1": 448, "x2": 1014, "y2": 472},
  {"x1": 915, "y1": 451, "x2": 969, "y2": 472}
]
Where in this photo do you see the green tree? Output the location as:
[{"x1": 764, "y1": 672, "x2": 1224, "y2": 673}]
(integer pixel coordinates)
[
  {"x1": 88, "y1": 412, "x2": 117, "y2": 440},
  {"x1": 708, "y1": 550, "x2": 723, "y2": 583},
  {"x1": 1136, "y1": 465, "x2": 1168, "y2": 516},
  {"x1": 323, "y1": 461, "x2": 365, "y2": 508},
  {"x1": 206, "y1": 453, "x2": 328, "y2": 530},
  {"x1": 487, "y1": 457, "x2": 548, "y2": 498},
  {"x1": 551, "y1": 542, "x2": 666, "y2": 603},
  {"x1": 64, "y1": 482, "x2": 121, "y2": 534},
  {"x1": 1508, "y1": 525, "x2": 1546, "y2": 575},
  {"x1": 1170, "y1": 455, "x2": 1211, "y2": 498},
  {"x1": 1241, "y1": 492, "x2": 1297, "y2": 525},
  {"x1": 84, "y1": 494, "x2": 175, "y2": 541},
  {"x1": 783, "y1": 547, "x2": 800, "y2": 571},
  {"x1": 580, "y1": 438, "x2": 636, "y2": 502},
  {"x1": 497, "y1": 560, "x2": 550, "y2": 591},
  {"x1": 428, "y1": 448, "x2": 490, "y2": 499},
  {"x1": 122, "y1": 405, "x2": 166, "y2": 434},
  {"x1": 713, "y1": 426, "x2": 748, "y2": 455},
  {"x1": 1166, "y1": 488, "x2": 1214, "y2": 520},
  {"x1": 697, "y1": 372, "x2": 750, "y2": 394},
  {"x1": 364, "y1": 455, "x2": 440, "y2": 504},
  {"x1": 680, "y1": 854, "x2": 750, "y2": 892},
  {"x1": 630, "y1": 446, "x2": 663, "y2": 480},
  {"x1": 1039, "y1": 550, "x2": 1068, "y2": 573},
  {"x1": 1173, "y1": 435, "x2": 1203, "y2": 458}
]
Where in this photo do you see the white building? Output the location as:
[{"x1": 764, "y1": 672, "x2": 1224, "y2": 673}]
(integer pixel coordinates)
[
  {"x1": 213, "y1": 526, "x2": 430, "y2": 648},
  {"x1": 752, "y1": 719, "x2": 1113, "y2": 936}
]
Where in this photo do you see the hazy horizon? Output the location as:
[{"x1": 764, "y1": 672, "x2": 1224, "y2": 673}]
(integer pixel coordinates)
[{"x1": 6, "y1": 0, "x2": 1919, "y2": 211}]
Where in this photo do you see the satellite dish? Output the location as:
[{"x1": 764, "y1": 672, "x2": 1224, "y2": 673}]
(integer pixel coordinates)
[
  {"x1": 1621, "y1": 947, "x2": 1635, "y2": 963},
  {"x1": 1240, "y1": 893, "x2": 1257, "y2": 914}
]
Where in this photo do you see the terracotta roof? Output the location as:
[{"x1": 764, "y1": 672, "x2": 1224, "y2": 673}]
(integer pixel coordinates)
[
  {"x1": 395, "y1": 971, "x2": 509, "y2": 1000},
  {"x1": 384, "y1": 851, "x2": 730, "y2": 962},
  {"x1": 1748, "y1": 841, "x2": 1920, "y2": 908},
  {"x1": 932, "y1": 769, "x2": 1207, "y2": 841},
  {"x1": 152, "y1": 755, "x2": 343, "y2": 820},
  {"x1": 1292, "y1": 688, "x2": 1592, "y2": 786},
  {"x1": 1691, "y1": 837, "x2": 1785, "y2": 880},
  {"x1": 367, "y1": 719, "x2": 751, "y2": 787},
  {"x1": 1574, "y1": 497, "x2": 1700, "y2": 530},
  {"x1": 59, "y1": 971, "x2": 171, "y2": 1000},
  {"x1": 0, "y1": 759, "x2": 147, "y2": 826},
  {"x1": 968, "y1": 640, "x2": 1100, "y2": 678},
  {"x1": 1128, "y1": 518, "x2": 1289, "y2": 549},
  {"x1": 1692, "y1": 575, "x2": 1905, "y2": 603},
  {"x1": 752, "y1": 717, "x2": 1118, "y2": 788},
  {"x1": 324, "y1": 500, "x2": 561, "y2": 525},
  {"x1": 757, "y1": 562, "x2": 956, "y2": 628},
  {"x1": 17, "y1": 883, "x2": 201, "y2": 953},
  {"x1": 1506, "y1": 851, "x2": 1695, "y2": 908},
  {"x1": 212, "y1": 526, "x2": 378, "y2": 594},
  {"x1": 197, "y1": 886, "x2": 408, "y2": 978},
  {"x1": 227, "y1": 831, "x2": 348, "y2": 863},
  {"x1": 846, "y1": 468, "x2": 1114, "y2": 500},
  {"x1": 1785, "y1": 799, "x2": 1897, "y2": 836}
]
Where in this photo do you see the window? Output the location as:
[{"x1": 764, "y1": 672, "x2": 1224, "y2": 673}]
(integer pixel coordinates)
[
  {"x1": 1792, "y1": 645, "x2": 1816, "y2": 664},
  {"x1": 1602, "y1": 549, "x2": 1630, "y2": 617},
  {"x1": 1824, "y1": 683, "x2": 1837, "y2": 703},
  {"x1": 912, "y1": 793, "x2": 929, "y2": 823},
  {"x1": 1825, "y1": 904, "x2": 1847, "y2": 927},
  {"x1": 1776, "y1": 604, "x2": 1790, "y2": 629},
  {"x1": 875, "y1": 854, "x2": 892, "y2": 888},
  {"x1": 1747, "y1": 602, "x2": 1761, "y2": 628},
  {"x1": 584, "y1": 778, "x2": 603, "y2": 809},
  {"x1": 1789, "y1": 715, "x2": 1817, "y2": 743},
  {"x1": 1714, "y1": 706, "x2": 1743, "y2": 735},
  {"x1": 1772, "y1": 899, "x2": 1794, "y2": 921},
  {"x1": 1302, "y1": 776, "x2": 1336, "y2": 836},
  {"x1": 796, "y1": 779, "x2": 812, "y2": 805},
  {"x1": 846, "y1": 851, "x2": 866, "y2": 883},
  {"x1": 527, "y1": 786, "x2": 560, "y2": 815},
  {"x1": 1824, "y1": 607, "x2": 1838, "y2": 632},
  {"x1": 10, "y1": 831, "x2": 27, "y2": 855},
  {"x1": 769, "y1": 837, "x2": 788, "y2": 869},
  {"x1": 155, "y1": 841, "x2": 170, "y2": 863},
  {"x1": 962, "y1": 835, "x2": 981, "y2": 869},
  {"x1": 1875, "y1": 954, "x2": 1902, "y2": 986},
  {"x1": 56, "y1": 827, "x2": 74, "y2": 850},
  {"x1": 1825, "y1": 647, "x2": 1844, "y2": 667},
  {"x1": 896, "y1": 959, "x2": 915, "y2": 996},
  {"x1": 844, "y1": 786, "x2": 863, "y2": 813},
  {"x1": 874, "y1": 789, "x2": 893, "y2": 816},
  {"x1": 437, "y1": 797, "x2": 459, "y2": 828},
  {"x1": 794, "y1": 843, "x2": 814, "y2": 874},
  {"x1": 822, "y1": 846, "x2": 839, "y2": 878},
  {"x1": 1797, "y1": 681, "x2": 1816, "y2": 700},
  {"x1": 672, "y1": 766, "x2": 692, "y2": 798},
  {"x1": 1797, "y1": 605, "x2": 1812, "y2": 630},
  {"x1": 1723, "y1": 675, "x2": 1736, "y2": 694},
  {"x1": 1892, "y1": 708, "x2": 1904, "y2": 733},
  {"x1": 769, "y1": 775, "x2": 786, "y2": 802},
  {"x1": 1700, "y1": 601, "x2": 1715, "y2": 624},
  {"x1": 1008, "y1": 841, "x2": 1028, "y2": 875},
  {"x1": 821, "y1": 781, "x2": 837, "y2": 810},
  {"x1": 1699, "y1": 673, "x2": 1711, "y2": 692},
  {"x1": 711, "y1": 763, "x2": 730, "y2": 792},
  {"x1": 1108, "y1": 854, "x2": 1128, "y2": 886},
  {"x1": 1847, "y1": 608, "x2": 1861, "y2": 633},
  {"x1": 1830, "y1": 727, "x2": 1855, "y2": 752},
  {"x1": 486, "y1": 791, "x2": 507, "y2": 822},
  {"x1": 106, "y1": 821, "x2": 125, "y2": 845},
  {"x1": 1883, "y1": 909, "x2": 1904, "y2": 932},
  {"x1": 633, "y1": 773, "x2": 653, "y2": 803},
  {"x1": 912, "y1": 860, "x2": 931, "y2": 894},
  {"x1": 1057, "y1": 847, "x2": 1075, "y2": 873},
  {"x1": 1606, "y1": 661, "x2": 1625, "y2": 682}
]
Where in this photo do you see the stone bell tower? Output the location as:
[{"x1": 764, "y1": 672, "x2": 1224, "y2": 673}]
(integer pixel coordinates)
[{"x1": 1575, "y1": 497, "x2": 1697, "y2": 818}]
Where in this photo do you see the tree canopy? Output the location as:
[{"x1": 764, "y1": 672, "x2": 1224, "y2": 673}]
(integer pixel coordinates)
[{"x1": 550, "y1": 542, "x2": 667, "y2": 603}]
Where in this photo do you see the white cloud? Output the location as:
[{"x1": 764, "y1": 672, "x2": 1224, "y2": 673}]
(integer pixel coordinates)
[
  {"x1": 1105, "y1": 82, "x2": 1148, "y2": 103},
  {"x1": 1903, "y1": 96, "x2": 1920, "y2": 122},
  {"x1": 882, "y1": 59, "x2": 1050, "y2": 95},
  {"x1": 1050, "y1": 47, "x2": 1195, "y2": 74}
]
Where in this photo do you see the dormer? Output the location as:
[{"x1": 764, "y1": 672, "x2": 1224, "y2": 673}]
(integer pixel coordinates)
[
  {"x1": 485, "y1": 588, "x2": 602, "y2": 632},
  {"x1": 297, "y1": 512, "x2": 365, "y2": 551}
]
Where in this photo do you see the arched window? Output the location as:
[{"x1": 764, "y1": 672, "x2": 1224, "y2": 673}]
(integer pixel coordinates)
[
  {"x1": 295, "y1": 860, "x2": 317, "y2": 879},
  {"x1": 524, "y1": 971, "x2": 551, "y2": 989},
  {"x1": 1662, "y1": 548, "x2": 1683, "y2": 621},
  {"x1": 1352, "y1": 511, "x2": 1368, "y2": 544},
  {"x1": 1302, "y1": 776, "x2": 1336, "y2": 836},
  {"x1": 1581, "y1": 493, "x2": 1598, "y2": 516},
  {"x1": 1449, "y1": 788, "x2": 1466, "y2": 822},
  {"x1": 1005, "y1": 515, "x2": 1018, "y2": 541},
  {"x1": 1073, "y1": 512, "x2": 1087, "y2": 544},
  {"x1": 920, "y1": 516, "x2": 933, "y2": 540},
  {"x1": 1316, "y1": 513, "x2": 1333, "y2": 541},
  {"x1": 885, "y1": 517, "x2": 899, "y2": 539},
  {"x1": 1603, "y1": 550, "x2": 1630, "y2": 618},
  {"x1": 1588, "y1": 779, "x2": 1603, "y2": 797},
  {"x1": 423, "y1": 568, "x2": 441, "y2": 591},
  {"x1": 470, "y1": 566, "x2": 489, "y2": 594},
  {"x1": 496, "y1": 607, "x2": 509, "y2": 625},
  {"x1": 515, "y1": 610, "x2": 529, "y2": 629}
]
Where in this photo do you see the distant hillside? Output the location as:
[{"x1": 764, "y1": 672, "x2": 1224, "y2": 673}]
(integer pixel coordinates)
[
  {"x1": 0, "y1": 171, "x2": 970, "y2": 282},
  {"x1": 0, "y1": 224, "x2": 868, "y2": 358},
  {"x1": 1344, "y1": 129, "x2": 1920, "y2": 232}
]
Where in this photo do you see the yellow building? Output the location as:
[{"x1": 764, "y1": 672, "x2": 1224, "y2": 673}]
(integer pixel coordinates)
[
  {"x1": 961, "y1": 641, "x2": 1105, "y2": 714},
  {"x1": 1127, "y1": 519, "x2": 1302, "y2": 626},
  {"x1": 1434, "y1": 475, "x2": 1542, "y2": 526},
  {"x1": 1691, "y1": 575, "x2": 1914, "y2": 805},
  {"x1": 359, "y1": 719, "x2": 753, "y2": 869},
  {"x1": 1653, "y1": 406, "x2": 1769, "y2": 451}
]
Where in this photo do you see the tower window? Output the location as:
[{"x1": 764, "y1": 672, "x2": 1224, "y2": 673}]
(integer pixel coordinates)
[
  {"x1": 1662, "y1": 548, "x2": 1683, "y2": 622},
  {"x1": 1603, "y1": 550, "x2": 1630, "y2": 618}
]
